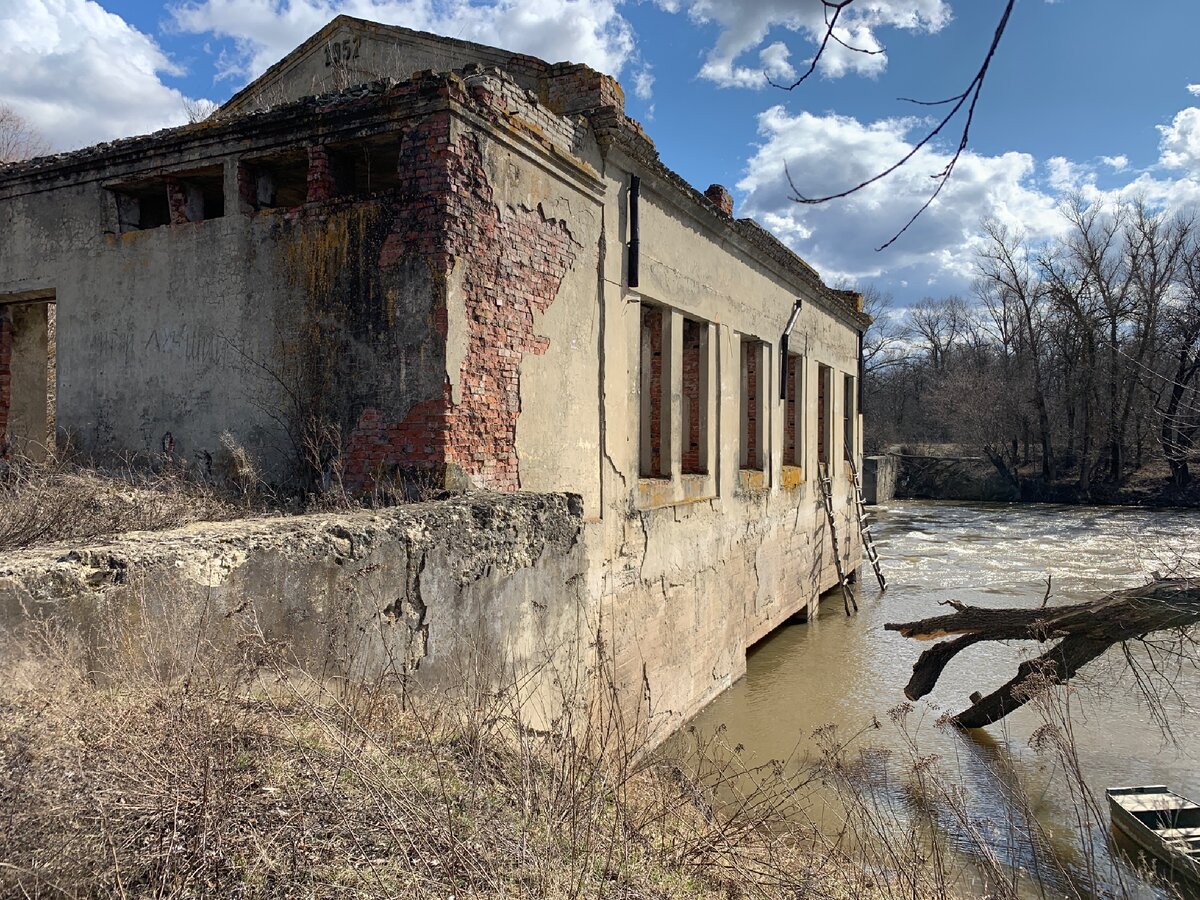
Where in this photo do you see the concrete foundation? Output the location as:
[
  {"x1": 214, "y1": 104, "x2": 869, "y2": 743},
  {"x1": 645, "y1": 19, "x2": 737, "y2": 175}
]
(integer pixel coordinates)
[{"x1": 862, "y1": 455, "x2": 898, "y2": 505}]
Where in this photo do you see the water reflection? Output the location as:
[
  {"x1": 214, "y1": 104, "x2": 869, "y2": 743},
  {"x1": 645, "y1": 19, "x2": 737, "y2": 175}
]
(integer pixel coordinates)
[{"x1": 687, "y1": 501, "x2": 1200, "y2": 898}]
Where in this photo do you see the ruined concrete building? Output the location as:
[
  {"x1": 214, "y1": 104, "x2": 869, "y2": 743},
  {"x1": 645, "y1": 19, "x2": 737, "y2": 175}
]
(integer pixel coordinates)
[{"x1": 0, "y1": 18, "x2": 867, "y2": 735}]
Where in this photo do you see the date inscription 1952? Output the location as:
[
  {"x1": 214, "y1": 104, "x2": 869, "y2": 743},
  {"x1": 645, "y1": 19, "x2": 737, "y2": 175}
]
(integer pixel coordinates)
[{"x1": 324, "y1": 36, "x2": 362, "y2": 67}]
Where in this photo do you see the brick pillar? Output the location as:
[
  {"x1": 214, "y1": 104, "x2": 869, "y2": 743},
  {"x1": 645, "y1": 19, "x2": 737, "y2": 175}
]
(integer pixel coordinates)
[
  {"x1": 0, "y1": 309, "x2": 12, "y2": 456},
  {"x1": 705, "y1": 184, "x2": 734, "y2": 216},
  {"x1": 165, "y1": 177, "x2": 189, "y2": 225},
  {"x1": 307, "y1": 145, "x2": 335, "y2": 203}
]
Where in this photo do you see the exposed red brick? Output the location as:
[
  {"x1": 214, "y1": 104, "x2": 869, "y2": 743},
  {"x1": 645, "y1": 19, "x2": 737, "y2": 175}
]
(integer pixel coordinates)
[
  {"x1": 681, "y1": 318, "x2": 704, "y2": 475},
  {"x1": 306, "y1": 144, "x2": 335, "y2": 203},
  {"x1": 640, "y1": 305, "x2": 663, "y2": 477},
  {"x1": 785, "y1": 355, "x2": 798, "y2": 466},
  {"x1": 165, "y1": 177, "x2": 189, "y2": 225},
  {"x1": 342, "y1": 108, "x2": 576, "y2": 492},
  {"x1": 704, "y1": 184, "x2": 733, "y2": 217},
  {"x1": 742, "y1": 341, "x2": 760, "y2": 469},
  {"x1": 817, "y1": 365, "x2": 829, "y2": 467}
]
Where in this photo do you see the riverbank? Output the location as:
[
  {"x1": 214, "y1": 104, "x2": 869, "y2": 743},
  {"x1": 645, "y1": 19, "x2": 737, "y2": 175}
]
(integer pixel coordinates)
[{"x1": 885, "y1": 444, "x2": 1200, "y2": 508}]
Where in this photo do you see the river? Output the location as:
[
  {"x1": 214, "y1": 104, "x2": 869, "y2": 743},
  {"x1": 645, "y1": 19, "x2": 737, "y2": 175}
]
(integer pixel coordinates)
[{"x1": 688, "y1": 501, "x2": 1200, "y2": 898}]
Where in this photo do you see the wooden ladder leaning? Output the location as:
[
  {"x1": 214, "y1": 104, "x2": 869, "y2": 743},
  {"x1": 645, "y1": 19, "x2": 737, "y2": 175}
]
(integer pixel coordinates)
[
  {"x1": 817, "y1": 462, "x2": 858, "y2": 615},
  {"x1": 844, "y1": 448, "x2": 887, "y2": 592}
]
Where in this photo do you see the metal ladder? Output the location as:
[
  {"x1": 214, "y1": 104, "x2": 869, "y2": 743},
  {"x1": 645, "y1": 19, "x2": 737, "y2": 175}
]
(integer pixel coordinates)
[
  {"x1": 844, "y1": 447, "x2": 887, "y2": 592},
  {"x1": 817, "y1": 462, "x2": 857, "y2": 615}
]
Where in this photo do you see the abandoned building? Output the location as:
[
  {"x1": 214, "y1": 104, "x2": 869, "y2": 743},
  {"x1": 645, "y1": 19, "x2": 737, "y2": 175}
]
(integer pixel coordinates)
[{"x1": 0, "y1": 17, "x2": 868, "y2": 738}]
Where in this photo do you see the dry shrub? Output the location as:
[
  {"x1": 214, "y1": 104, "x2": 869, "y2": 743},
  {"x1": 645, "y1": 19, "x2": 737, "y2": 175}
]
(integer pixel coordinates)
[
  {"x1": 0, "y1": 588, "x2": 976, "y2": 900},
  {"x1": 0, "y1": 456, "x2": 250, "y2": 552},
  {"x1": 1, "y1": 580, "x2": 1177, "y2": 899}
]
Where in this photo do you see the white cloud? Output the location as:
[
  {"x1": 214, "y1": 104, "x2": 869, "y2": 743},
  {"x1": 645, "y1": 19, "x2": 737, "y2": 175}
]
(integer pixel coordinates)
[
  {"x1": 663, "y1": 0, "x2": 950, "y2": 88},
  {"x1": 1046, "y1": 155, "x2": 1092, "y2": 192},
  {"x1": 0, "y1": 0, "x2": 209, "y2": 152},
  {"x1": 1188, "y1": 84, "x2": 1200, "y2": 97},
  {"x1": 1159, "y1": 106, "x2": 1200, "y2": 174},
  {"x1": 737, "y1": 106, "x2": 1063, "y2": 288},
  {"x1": 737, "y1": 98, "x2": 1200, "y2": 299},
  {"x1": 632, "y1": 65, "x2": 655, "y2": 100},
  {"x1": 171, "y1": 0, "x2": 637, "y2": 84}
]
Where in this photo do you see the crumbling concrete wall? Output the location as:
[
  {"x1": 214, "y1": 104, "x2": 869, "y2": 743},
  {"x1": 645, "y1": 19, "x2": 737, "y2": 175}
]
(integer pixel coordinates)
[
  {"x1": 0, "y1": 493, "x2": 591, "y2": 711},
  {"x1": 0, "y1": 71, "x2": 602, "y2": 498}
]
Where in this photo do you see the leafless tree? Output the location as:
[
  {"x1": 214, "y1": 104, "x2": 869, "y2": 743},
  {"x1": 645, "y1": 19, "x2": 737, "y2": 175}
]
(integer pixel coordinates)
[
  {"x1": 976, "y1": 220, "x2": 1056, "y2": 479},
  {"x1": 0, "y1": 104, "x2": 48, "y2": 163}
]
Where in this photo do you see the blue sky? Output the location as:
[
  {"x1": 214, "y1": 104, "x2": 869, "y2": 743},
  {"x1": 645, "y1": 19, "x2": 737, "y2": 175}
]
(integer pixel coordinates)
[{"x1": 4, "y1": 0, "x2": 1200, "y2": 306}]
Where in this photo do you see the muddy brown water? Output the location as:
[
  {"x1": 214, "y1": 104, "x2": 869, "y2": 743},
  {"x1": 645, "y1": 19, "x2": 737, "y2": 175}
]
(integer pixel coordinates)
[{"x1": 687, "y1": 500, "x2": 1200, "y2": 898}]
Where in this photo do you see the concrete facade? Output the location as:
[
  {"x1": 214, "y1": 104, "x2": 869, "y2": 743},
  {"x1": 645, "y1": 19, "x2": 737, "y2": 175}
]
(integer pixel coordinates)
[{"x1": 0, "y1": 16, "x2": 868, "y2": 741}]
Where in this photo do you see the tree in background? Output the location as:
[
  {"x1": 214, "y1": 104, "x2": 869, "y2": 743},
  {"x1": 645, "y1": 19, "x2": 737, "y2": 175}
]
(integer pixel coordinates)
[
  {"x1": 0, "y1": 104, "x2": 48, "y2": 163},
  {"x1": 863, "y1": 197, "x2": 1200, "y2": 498}
]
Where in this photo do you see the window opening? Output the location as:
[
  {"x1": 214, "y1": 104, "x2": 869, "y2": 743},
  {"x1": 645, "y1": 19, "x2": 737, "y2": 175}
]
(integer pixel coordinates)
[
  {"x1": 639, "y1": 303, "x2": 667, "y2": 478},
  {"x1": 740, "y1": 338, "x2": 763, "y2": 470},
  {"x1": 243, "y1": 152, "x2": 308, "y2": 209},
  {"x1": 171, "y1": 167, "x2": 225, "y2": 222},
  {"x1": 681, "y1": 317, "x2": 708, "y2": 476},
  {"x1": 114, "y1": 183, "x2": 170, "y2": 231},
  {"x1": 325, "y1": 136, "x2": 403, "y2": 198},
  {"x1": 785, "y1": 353, "x2": 804, "y2": 468},
  {"x1": 817, "y1": 363, "x2": 832, "y2": 468},
  {"x1": 843, "y1": 373, "x2": 856, "y2": 460},
  {"x1": 0, "y1": 297, "x2": 55, "y2": 461}
]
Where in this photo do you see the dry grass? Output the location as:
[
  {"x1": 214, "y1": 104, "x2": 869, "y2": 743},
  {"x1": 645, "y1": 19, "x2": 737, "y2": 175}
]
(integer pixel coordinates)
[
  {"x1": 0, "y1": 591, "x2": 995, "y2": 900},
  {"x1": 0, "y1": 572, "x2": 1181, "y2": 899},
  {"x1": 0, "y1": 458, "x2": 254, "y2": 552}
]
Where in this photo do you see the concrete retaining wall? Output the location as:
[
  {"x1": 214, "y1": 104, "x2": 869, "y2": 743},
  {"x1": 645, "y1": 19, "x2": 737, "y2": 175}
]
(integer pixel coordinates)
[{"x1": 0, "y1": 494, "x2": 591, "y2": 713}]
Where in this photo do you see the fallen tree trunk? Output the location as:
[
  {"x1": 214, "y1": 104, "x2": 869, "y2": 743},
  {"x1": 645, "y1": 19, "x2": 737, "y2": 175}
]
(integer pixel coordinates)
[{"x1": 884, "y1": 578, "x2": 1200, "y2": 728}]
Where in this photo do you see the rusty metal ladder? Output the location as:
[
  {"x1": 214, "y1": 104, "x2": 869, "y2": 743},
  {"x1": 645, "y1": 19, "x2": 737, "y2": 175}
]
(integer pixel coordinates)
[
  {"x1": 844, "y1": 448, "x2": 887, "y2": 592},
  {"x1": 817, "y1": 462, "x2": 857, "y2": 615}
]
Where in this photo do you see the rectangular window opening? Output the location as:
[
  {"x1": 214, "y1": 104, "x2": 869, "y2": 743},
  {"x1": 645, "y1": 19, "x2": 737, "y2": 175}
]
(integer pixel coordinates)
[
  {"x1": 242, "y1": 152, "x2": 308, "y2": 210},
  {"x1": 326, "y1": 136, "x2": 403, "y2": 199},
  {"x1": 639, "y1": 303, "x2": 667, "y2": 478},
  {"x1": 843, "y1": 373, "x2": 856, "y2": 462},
  {"x1": 740, "y1": 338, "x2": 763, "y2": 470},
  {"x1": 817, "y1": 363, "x2": 832, "y2": 470},
  {"x1": 681, "y1": 317, "x2": 708, "y2": 476},
  {"x1": 0, "y1": 297, "x2": 56, "y2": 461},
  {"x1": 785, "y1": 353, "x2": 804, "y2": 470},
  {"x1": 174, "y1": 166, "x2": 225, "y2": 222},
  {"x1": 113, "y1": 182, "x2": 170, "y2": 232}
]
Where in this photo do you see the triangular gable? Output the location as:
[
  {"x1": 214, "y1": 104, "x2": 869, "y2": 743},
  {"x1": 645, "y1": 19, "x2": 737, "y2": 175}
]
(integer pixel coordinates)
[{"x1": 219, "y1": 16, "x2": 549, "y2": 116}]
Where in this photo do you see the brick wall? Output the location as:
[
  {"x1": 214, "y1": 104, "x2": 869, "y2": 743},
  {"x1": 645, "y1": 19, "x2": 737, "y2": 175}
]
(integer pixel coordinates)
[
  {"x1": 306, "y1": 144, "x2": 335, "y2": 203},
  {"x1": 341, "y1": 79, "x2": 577, "y2": 492},
  {"x1": 640, "y1": 305, "x2": 663, "y2": 477},
  {"x1": 0, "y1": 308, "x2": 10, "y2": 455},
  {"x1": 165, "y1": 177, "x2": 189, "y2": 225},
  {"x1": 681, "y1": 319, "x2": 703, "y2": 474}
]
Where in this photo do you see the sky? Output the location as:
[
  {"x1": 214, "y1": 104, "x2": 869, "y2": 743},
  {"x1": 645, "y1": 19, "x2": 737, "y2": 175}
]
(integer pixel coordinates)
[{"x1": 3, "y1": 0, "x2": 1200, "y2": 307}]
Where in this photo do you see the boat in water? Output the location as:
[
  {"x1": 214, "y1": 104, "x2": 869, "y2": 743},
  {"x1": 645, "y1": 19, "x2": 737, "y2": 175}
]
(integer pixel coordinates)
[{"x1": 1108, "y1": 785, "x2": 1200, "y2": 889}]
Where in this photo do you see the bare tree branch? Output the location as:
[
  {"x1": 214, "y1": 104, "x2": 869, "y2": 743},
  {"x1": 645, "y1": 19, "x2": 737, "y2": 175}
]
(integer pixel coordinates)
[
  {"x1": 767, "y1": 1, "x2": 882, "y2": 91},
  {"x1": 781, "y1": 0, "x2": 1016, "y2": 251}
]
